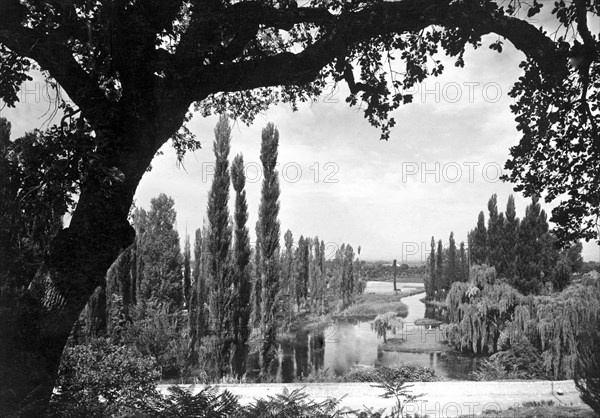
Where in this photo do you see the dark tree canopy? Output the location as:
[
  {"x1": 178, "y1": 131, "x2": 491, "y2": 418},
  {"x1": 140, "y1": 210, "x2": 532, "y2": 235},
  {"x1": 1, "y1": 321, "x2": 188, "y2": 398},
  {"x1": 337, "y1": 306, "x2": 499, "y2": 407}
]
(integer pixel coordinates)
[{"x1": 0, "y1": 0, "x2": 598, "y2": 242}]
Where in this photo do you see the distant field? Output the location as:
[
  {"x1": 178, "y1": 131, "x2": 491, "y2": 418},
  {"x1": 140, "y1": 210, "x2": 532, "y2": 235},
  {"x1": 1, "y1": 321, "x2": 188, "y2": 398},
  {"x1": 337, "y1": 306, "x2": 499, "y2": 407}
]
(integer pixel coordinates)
[
  {"x1": 371, "y1": 275, "x2": 425, "y2": 284},
  {"x1": 363, "y1": 280, "x2": 424, "y2": 294}
]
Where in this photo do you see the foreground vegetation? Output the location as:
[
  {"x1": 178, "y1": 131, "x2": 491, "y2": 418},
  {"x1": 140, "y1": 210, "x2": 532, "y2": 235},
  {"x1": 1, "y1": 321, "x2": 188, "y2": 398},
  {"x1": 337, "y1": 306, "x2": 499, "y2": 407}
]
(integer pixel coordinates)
[{"x1": 49, "y1": 342, "x2": 434, "y2": 417}]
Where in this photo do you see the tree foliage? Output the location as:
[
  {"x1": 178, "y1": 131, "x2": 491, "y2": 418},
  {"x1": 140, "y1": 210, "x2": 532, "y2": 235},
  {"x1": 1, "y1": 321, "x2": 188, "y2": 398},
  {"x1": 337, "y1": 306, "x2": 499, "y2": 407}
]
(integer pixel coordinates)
[
  {"x1": 231, "y1": 153, "x2": 252, "y2": 377},
  {"x1": 48, "y1": 338, "x2": 161, "y2": 418},
  {"x1": 139, "y1": 194, "x2": 183, "y2": 309},
  {"x1": 206, "y1": 115, "x2": 234, "y2": 377},
  {"x1": 257, "y1": 123, "x2": 281, "y2": 373}
]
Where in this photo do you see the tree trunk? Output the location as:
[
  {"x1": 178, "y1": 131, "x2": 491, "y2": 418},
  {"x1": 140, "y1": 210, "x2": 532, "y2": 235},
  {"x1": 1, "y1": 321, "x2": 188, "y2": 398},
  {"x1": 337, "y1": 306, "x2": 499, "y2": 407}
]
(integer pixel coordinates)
[
  {"x1": 0, "y1": 181, "x2": 136, "y2": 416},
  {"x1": 0, "y1": 119, "x2": 164, "y2": 416}
]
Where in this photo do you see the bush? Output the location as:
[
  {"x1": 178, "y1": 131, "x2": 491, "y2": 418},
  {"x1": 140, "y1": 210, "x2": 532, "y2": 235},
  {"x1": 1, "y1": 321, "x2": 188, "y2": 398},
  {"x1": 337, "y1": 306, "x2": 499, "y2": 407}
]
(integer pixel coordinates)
[
  {"x1": 575, "y1": 320, "x2": 600, "y2": 415},
  {"x1": 48, "y1": 338, "x2": 161, "y2": 417},
  {"x1": 472, "y1": 336, "x2": 548, "y2": 380},
  {"x1": 343, "y1": 365, "x2": 436, "y2": 383}
]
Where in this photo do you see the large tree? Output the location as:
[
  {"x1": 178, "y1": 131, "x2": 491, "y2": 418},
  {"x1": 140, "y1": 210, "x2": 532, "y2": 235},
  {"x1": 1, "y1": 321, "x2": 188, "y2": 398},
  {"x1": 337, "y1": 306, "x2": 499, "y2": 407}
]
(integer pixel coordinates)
[
  {"x1": 139, "y1": 193, "x2": 183, "y2": 310},
  {"x1": 1, "y1": 0, "x2": 599, "y2": 413},
  {"x1": 514, "y1": 197, "x2": 557, "y2": 294},
  {"x1": 205, "y1": 115, "x2": 234, "y2": 377},
  {"x1": 446, "y1": 232, "x2": 458, "y2": 286},
  {"x1": 257, "y1": 123, "x2": 281, "y2": 374},
  {"x1": 501, "y1": 195, "x2": 520, "y2": 280},
  {"x1": 230, "y1": 153, "x2": 252, "y2": 377},
  {"x1": 471, "y1": 211, "x2": 488, "y2": 265}
]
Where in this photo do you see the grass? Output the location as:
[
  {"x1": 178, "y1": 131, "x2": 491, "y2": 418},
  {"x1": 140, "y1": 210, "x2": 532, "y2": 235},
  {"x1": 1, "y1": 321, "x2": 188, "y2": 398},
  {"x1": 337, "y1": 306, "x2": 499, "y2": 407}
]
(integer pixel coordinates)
[{"x1": 335, "y1": 293, "x2": 409, "y2": 319}]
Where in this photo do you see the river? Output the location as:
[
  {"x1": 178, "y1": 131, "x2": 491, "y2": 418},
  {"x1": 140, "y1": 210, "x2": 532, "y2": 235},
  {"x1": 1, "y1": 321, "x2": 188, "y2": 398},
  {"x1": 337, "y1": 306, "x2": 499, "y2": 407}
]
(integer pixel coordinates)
[{"x1": 247, "y1": 282, "x2": 480, "y2": 382}]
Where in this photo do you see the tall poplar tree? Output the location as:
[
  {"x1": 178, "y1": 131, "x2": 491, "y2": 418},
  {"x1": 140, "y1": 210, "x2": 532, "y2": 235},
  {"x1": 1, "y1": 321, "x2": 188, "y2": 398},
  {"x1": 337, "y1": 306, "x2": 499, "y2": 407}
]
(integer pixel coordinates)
[
  {"x1": 183, "y1": 233, "x2": 191, "y2": 307},
  {"x1": 295, "y1": 235, "x2": 309, "y2": 308},
  {"x1": 344, "y1": 245, "x2": 355, "y2": 305},
  {"x1": 436, "y1": 240, "x2": 444, "y2": 299},
  {"x1": 206, "y1": 115, "x2": 234, "y2": 376},
  {"x1": 231, "y1": 153, "x2": 252, "y2": 376},
  {"x1": 446, "y1": 232, "x2": 457, "y2": 286},
  {"x1": 487, "y1": 194, "x2": 504, "y2": 270},
  {"x1": 282, "y1": 229, "x2": 295, "y2": 319},
  {"x1": 427, "y1": 236, "x2": 436, "y2": 300},
  {"x1": 251, "y1": 221, "x2": 262, "y2": 327},
  {"x1": 257, "y1": 123, "x2": 281, "y2": 373},
  {"x1": 188, "y1": 227, "x2": 206, "y2": 363},
  {"x1": 459, "y1": 241, "x2": 469, "y2": 282}
]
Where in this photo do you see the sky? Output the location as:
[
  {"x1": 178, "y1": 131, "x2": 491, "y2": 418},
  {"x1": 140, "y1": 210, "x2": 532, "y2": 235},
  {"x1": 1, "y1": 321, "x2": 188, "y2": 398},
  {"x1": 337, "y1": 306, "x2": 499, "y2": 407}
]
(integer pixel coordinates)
[{"x1": 2, "y1": 35, "x2": 599, "y2": 263}]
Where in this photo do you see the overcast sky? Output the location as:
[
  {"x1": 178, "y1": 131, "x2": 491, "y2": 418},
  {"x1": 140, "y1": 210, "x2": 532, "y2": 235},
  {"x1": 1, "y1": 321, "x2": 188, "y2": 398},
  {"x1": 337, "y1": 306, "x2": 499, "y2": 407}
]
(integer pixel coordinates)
[{"x1": 2, "y1": 34, "x2": 599, "y2": 262}]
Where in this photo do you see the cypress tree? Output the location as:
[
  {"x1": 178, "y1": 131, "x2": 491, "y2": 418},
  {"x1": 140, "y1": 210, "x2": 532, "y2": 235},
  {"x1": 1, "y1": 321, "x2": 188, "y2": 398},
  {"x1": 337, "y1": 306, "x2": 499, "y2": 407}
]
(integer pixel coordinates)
[
  {"x1": 446, "y1": 232, "x2": 457, "y2": 286},
  {"x1": 139, "y1": 193, "x2": 183, "y2": 310},
  {"x1": 231, "y1": 153, "x2": 252, "y2": 376},
  {"x1": 206, "y1": 115, "x2": 234, "y2": 376},
  {"x1": 487, "y1": 194, "x2": 505, "y2": 271},
  {"x1": 514, "y1": 196, "x2": 556, "y2": 294},
  {"x1": 471, "y1": 211, "x2": 488, "y2": 265},
  {"x1": 312, "y1": 236, "x2": 320, "y2": 305},
  {"x1": 502, "y1": 195, "x2": 520, "y2": 281},
  {"x1": 459, "y1": 241, "x2": 469, "y2": 282},
  {"x1": 426, "y1": 236, "x2": 436, "y2": 300},
  {"x1": 257, "y1": 123, "x2": 281, "y2": 373},
  {"x1": 436, "y1": 239, "x2": 444, "y2": 299}
]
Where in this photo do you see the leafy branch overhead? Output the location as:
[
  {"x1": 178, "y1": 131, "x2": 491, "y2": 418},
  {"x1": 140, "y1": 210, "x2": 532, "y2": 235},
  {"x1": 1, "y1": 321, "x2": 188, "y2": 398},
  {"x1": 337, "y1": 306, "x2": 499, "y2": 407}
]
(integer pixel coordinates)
[{"x1": 1, "y1": 0, "x2": 596, "y2": 242}]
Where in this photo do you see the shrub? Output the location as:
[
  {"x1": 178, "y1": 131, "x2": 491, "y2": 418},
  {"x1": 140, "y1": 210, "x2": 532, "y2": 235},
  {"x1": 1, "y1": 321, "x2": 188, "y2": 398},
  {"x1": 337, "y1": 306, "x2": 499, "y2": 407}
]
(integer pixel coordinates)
[
  {"x1": 472, "y1": 336, "x2": 548, "y2": 380},
  {"x1": 343, "y1": 365, "x2": 436, "y2": 383},
  {"x1": 48, "y1": 338, "x2": 161, "y2": 417},
  {"x1": 575, "y1": 318, "x2": 600, "y2": 415}
]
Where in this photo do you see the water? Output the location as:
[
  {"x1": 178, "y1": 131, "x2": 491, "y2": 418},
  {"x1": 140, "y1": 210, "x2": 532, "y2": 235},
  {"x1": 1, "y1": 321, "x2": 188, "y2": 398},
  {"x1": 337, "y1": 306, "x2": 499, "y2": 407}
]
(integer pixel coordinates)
[{"x1": 247, "y1": 282, "x2": 480, "y2": 382}]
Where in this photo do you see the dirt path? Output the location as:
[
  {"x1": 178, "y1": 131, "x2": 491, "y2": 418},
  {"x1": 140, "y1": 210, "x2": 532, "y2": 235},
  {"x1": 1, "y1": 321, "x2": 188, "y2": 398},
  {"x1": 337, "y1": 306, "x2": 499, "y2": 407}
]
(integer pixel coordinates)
[{"x1": 158, "y1": 380, "x2": 591, "y2": 417}]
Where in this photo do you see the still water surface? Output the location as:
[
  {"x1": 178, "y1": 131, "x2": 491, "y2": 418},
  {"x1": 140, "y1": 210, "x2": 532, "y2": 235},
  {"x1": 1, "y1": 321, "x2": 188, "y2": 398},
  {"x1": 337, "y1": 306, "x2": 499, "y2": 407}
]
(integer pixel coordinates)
[{"x1": 248, "y1": 282, "x2": 480, "y2": 382}]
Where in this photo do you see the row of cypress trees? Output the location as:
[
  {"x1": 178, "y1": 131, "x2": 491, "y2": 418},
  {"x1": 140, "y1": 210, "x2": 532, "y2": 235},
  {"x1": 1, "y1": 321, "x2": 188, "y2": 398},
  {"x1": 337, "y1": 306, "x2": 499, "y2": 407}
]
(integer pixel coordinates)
[
  {"x1": 425, "y1": 194, "x2": 584, "y2": 302},
  {"x1": 425, "y1": 233, "x2": 469, "y2": 301}
]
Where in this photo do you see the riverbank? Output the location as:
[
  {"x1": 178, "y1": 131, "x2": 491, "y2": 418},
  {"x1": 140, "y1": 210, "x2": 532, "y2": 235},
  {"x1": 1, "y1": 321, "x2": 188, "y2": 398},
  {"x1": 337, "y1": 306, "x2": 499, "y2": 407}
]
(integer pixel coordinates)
[
  {"x1": 157, "y1": 380, "x2": 593, "y2": 417},
  {"x1": 333, "y1": 293, "x2": 409, "y2": 320},
  {"x1": 380, "y1": 336, "x2": 452, "y2": 353}
]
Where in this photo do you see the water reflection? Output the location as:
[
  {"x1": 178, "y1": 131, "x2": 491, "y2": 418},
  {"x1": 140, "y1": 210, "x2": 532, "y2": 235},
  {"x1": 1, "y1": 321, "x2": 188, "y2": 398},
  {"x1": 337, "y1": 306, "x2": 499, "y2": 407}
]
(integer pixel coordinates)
[{"x1": 247, "y1": 289, "x2": 480, "y2": 382}]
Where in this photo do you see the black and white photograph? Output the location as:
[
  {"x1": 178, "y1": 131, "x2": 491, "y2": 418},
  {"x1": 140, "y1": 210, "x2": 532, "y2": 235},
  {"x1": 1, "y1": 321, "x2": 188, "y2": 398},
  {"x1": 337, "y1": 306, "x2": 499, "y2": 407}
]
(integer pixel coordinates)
[{"x1": 1, "y1": 0, "x2": 599, "y2": 416}]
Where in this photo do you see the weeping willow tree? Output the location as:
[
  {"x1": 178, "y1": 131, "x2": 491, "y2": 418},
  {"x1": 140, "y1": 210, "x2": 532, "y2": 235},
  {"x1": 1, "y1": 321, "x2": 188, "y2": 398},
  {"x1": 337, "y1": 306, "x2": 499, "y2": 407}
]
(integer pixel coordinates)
[
  {"x1": 446, "y1": 277, "x2": 521, "y2": 354},
  {"x1": 447, "y1": 264, "x2": 600, "y2": 379},
  {"x1": 507, "y1": 284, "x2": 600, "y2": 379}
]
